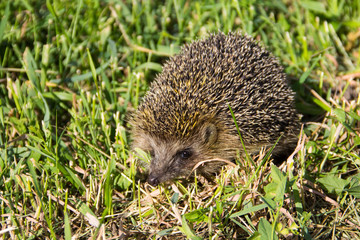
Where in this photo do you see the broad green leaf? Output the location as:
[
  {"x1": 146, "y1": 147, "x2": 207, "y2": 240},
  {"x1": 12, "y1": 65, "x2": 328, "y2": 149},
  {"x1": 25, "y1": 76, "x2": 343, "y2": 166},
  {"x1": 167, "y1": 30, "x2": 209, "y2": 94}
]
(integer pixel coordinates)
[
  {"x1": 347, "y1": 186, "x2": 360, "y2": 198},
  {"x1": 258, "y1": 218, "x2": 278, "y2": 240},
  {"x1": 1, "y1": 147, "x2": 31, "y2": 160},
  {"x1": 347, "y1": 176, "x2": 360, "y2": 198},
  {"x1": 333, "y1": 108, "x2": 346, "y2": 123},
  {"x1": 184, "y1": 208, "x2": 209, "y2": 223},
  {"x1": 248, "y1": 231, "x2": 261, "y2": 240},
  {"x1": 317, "y1": 175, "x2": 350, "y2": 195},
  {"x1": 260, "y1": 197, "x2": 277, "y2": 210},
  {"x1": 171, "y1": 192, "x2": 179, "y2": 204},
  {"x1": 264, "y1": 182, "x2": 278, "y2": 198},
  {"x1": 270, "y1": 165, "x2": 286, "y2": 183}
]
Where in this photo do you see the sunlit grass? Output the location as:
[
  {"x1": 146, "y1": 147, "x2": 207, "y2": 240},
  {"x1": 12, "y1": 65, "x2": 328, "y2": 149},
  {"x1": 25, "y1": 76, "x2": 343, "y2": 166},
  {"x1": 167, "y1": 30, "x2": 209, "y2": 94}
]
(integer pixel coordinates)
[{"x1": 0, "y1": 0, "x2": 359, "y2": 239}]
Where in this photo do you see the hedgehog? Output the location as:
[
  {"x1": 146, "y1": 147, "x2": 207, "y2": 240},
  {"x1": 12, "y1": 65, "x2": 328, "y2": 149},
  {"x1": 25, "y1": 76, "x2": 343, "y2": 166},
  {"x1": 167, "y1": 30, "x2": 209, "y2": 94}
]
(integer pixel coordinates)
[{"x1": 131, "y1": 32, "x2": 300, "y2": 186}]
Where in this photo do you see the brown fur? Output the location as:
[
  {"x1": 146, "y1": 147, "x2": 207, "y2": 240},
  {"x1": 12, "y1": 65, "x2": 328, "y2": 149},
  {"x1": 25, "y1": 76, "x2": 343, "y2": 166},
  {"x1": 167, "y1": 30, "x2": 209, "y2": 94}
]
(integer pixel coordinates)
[{"x1": 131, "y1": 32, "x2": 301, "y2": 186}]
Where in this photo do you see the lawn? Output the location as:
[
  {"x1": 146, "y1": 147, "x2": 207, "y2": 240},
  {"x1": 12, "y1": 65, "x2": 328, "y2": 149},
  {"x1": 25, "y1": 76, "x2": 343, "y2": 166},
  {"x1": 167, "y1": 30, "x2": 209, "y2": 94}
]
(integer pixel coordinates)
[{"x1": 0, "y1": 0, "x2": 359, "y2": 239}]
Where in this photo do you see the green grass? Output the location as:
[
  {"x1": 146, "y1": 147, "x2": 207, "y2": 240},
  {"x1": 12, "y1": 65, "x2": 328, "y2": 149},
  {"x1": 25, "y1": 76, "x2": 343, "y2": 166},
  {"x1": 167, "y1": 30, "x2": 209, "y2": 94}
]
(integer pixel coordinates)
[{"x1": 0, "y1": 0, "x2": 360, "y2": 239}]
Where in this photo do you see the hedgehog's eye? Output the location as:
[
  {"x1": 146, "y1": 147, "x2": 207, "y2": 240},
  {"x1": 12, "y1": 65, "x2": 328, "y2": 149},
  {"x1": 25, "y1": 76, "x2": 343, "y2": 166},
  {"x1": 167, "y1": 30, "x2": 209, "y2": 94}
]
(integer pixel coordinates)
[
  {"x1": 149, "y1": 150, "x2": 155, "y2": 158},
  {"x1": 178, "y1": 149, "x2": 192, "y2": 160}
]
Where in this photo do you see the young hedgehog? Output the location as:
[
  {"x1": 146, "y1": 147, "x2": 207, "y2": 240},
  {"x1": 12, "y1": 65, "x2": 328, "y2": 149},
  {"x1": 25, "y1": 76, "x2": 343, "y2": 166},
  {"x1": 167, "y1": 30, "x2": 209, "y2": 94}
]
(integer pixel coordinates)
[{"x1": 132, "y1": 32, "x2": 300, "y2": 186}]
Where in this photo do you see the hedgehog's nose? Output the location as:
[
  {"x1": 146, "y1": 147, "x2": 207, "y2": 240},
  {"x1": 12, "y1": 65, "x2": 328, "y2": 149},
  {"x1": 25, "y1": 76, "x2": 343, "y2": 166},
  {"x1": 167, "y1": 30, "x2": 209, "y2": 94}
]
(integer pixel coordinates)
[{"x1": 147, "y1": 176, "x2": 160, "y2": 186}]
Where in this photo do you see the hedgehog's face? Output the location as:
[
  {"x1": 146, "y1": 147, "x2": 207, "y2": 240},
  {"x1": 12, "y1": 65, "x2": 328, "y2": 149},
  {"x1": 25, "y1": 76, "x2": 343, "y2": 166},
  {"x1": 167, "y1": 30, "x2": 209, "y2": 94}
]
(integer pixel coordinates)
[
  {"x1": 146, "y1": 142, "x2": 199, "y2": 186},
  {"x1": 141, "y1": 123, "x2": 218, "y2": 186}
]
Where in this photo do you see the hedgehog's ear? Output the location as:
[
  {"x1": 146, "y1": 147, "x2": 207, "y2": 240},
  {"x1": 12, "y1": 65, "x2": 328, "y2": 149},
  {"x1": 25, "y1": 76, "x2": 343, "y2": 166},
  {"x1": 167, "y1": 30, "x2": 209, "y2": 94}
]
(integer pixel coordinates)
[{"x1": 201, "y1": 123, "x2": 218, "y2": 146}]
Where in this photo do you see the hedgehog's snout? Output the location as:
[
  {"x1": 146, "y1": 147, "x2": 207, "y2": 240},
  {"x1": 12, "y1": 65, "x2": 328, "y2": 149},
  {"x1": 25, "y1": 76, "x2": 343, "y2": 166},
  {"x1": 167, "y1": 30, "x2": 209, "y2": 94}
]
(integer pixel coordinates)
[{"x1": 147, "y1": 174, "x2": 160, "y2": 186}]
